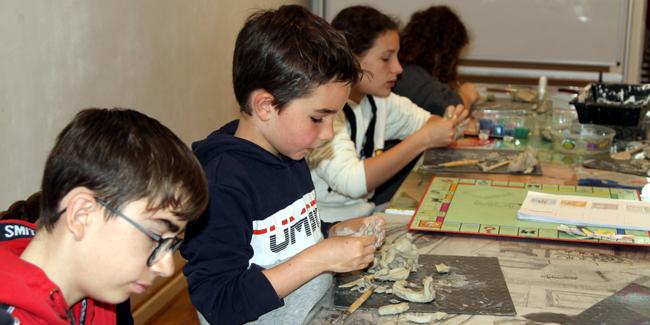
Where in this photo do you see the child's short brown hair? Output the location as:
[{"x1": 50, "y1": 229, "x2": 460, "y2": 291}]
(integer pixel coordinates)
[
  {"x1": 39, "y1": 108, "x2": 208, "y2": 230},
  {"x1": 233, "y1": 5, "x2": 361, "y2": 114}
]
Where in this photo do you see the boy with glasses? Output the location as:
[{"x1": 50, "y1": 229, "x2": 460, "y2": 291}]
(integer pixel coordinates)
[{"x1": 0, "y1": 108, "x2": 208, "y2": 324}]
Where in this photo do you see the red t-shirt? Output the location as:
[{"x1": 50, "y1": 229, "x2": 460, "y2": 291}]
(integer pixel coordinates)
[{"x1": 0, "y1": 219, "x2": 116, "y2": 324}]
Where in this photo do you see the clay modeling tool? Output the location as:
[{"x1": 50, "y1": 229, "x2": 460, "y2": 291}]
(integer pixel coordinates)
[
  {"x1": 478, "y1": 160, "x2": 512, "y2": 172},
  {"x1": 435, "y1": 159, "x2": 480, "y2": 168},
  {"x1": 331, "y1": 286, "x2": 375, "y2": 324},
  {"x1": 511, "y1": 89, "x2": 538, "y2": 103}
]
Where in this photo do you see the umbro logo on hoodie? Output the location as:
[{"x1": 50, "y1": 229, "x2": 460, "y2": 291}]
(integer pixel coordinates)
[{"x1": 250, "y1": 191, "x2": 323, "y2": 265}]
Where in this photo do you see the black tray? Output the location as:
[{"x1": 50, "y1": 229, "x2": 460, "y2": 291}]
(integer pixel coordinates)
[{"x1": 570, "y1": 83, "x2": 650, "y2": 126}]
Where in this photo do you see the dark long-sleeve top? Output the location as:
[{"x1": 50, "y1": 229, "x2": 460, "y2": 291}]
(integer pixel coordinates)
[
  {"x1": 393, "y1": 63, "x2": 463, "y2": 116},
  {"x1": 181, "y1": 120, "x2": 331, "y2": 324}
]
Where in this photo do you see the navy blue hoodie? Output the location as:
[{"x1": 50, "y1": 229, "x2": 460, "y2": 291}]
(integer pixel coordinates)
[{"x1": 181, "y1": 120, "x2": 330, "y2": 324}]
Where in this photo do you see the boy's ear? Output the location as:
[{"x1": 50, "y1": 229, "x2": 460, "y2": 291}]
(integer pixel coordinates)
[
  {"x1": 250, "y1": 89, "x2": 277, "y2": 121},
  {"x1": 60, "y1": 187, "x2": 98, "y2": 241}
]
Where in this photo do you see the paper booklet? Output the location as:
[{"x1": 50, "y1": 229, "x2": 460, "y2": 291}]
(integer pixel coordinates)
[{"x1": 517, "y1": 191, "x2": 650, "y2": 231}]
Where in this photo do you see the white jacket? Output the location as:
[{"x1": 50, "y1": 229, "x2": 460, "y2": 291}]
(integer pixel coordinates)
[{"x1": 308, "y1": 93, "x2": 431, "y2": 222}]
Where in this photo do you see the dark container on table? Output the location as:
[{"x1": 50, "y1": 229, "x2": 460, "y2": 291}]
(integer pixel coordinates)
[{"x1": 570, "y1": 83, "x2": 650, "y2": 126}]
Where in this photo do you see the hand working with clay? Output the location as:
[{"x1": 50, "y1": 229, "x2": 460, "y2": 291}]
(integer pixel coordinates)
[
  {"x1": 413, "y1": 104, "x2": 469, "y2": 149},
  {"x1": 329, "y1": 215, "x2": 386, "y2": 249},
  {"x1": 259, "y1": 216, "x2": 386, "y2": 300}
]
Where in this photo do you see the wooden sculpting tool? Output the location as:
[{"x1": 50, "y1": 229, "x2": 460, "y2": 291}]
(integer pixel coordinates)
[
  {"x1": 478, "y1": 160, "x2": 512, "y2": 172},
  {"x1": 331, "y1": 287, "x2": 375, "y2": 324},
  {"x1": 435, "y1": 159, "x2": 480, "y2": 168}
]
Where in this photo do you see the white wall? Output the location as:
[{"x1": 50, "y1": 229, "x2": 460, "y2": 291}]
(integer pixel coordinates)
[
  {"x1": 314, "y1": 0, "x2": 647, "y2": 83},
  {"x1": 0, "y1": 0, "x2": 306, "y2": 209},
  {"x1": 323, "y1": 0, "x2": 629, "y2": 67}
]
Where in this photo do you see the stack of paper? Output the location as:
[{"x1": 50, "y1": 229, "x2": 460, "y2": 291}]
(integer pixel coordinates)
[{"x1": 517, "y1": 191, "x2": 650, "y2": 231}]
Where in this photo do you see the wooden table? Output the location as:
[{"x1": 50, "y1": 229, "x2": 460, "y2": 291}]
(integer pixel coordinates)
[
  {"x1": 306, "y1": 86, "x2": 650, "y2": 323},
  {"x1": 306, "y1": 161, "x2": 650, "y2": 324}
]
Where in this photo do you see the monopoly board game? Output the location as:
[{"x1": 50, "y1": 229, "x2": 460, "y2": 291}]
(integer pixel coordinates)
[{"x1": 408, "y1": 177, "x2": 650, "y2": 246}]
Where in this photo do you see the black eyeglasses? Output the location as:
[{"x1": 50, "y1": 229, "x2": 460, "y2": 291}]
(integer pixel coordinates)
[{"x1": 96, "y1": 199, "x2": 183, "y2": 266}]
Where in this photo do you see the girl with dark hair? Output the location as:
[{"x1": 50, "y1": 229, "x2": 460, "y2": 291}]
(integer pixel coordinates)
[
  {"x1": 394, "y1": 5, "x2": 480, "y2": 116},
  {"x1": 309, "y1": 6, "x2": 468, "y2": 222}
]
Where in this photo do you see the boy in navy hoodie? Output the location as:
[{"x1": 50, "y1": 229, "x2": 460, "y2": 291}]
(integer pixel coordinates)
[{"x1": 181, "y1": 5, "x2": 385, "y2": 325}]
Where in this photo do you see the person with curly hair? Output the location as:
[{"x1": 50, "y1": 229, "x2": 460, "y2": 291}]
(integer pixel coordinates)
[{"x1": 394, "y1": 5, "x2": 479, "y2": 117}]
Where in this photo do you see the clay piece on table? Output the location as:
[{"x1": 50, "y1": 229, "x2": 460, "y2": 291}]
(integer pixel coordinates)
[
  {"x1": 345, "y1": 234, "x2": 419, "y2": 293},
  {"x1": 511, "y1": 89, "x2": 538, "y2": 103},
  {"x1": 362, "y1": 219, "x2": 385, "y2": 248},
  {"x1": 507, "y1": 148, "x2": 538, "y2": 174},
  {"x1": 373, "y1": 285, "x2": 392, "y2": 294},
  {"x1": 400, "y1": 312, "x2": 449, "y2": 323},
  {"x1": 435, "y1": 263, "x2": 450, "y2": 274},
  {"x1": 374, "y1": 267, "x2": 410, "y2": 281},
  {"x1": 478, "y1": 151, "x2": 523, "y2": 172},
  {"x1": 377, "y1": 302, "x2": 410, "y2": 316},
  {"x1": 342, "y1": 276, "x2": 392, "y2": 294},
  {"x1": 368, "y1": 233, "x2": 419, "y2": 276},
  {"x1": 339, "y1": 275, "x2": 374, "y2": 289},
  {"x1": 392, "y1": 276, "x2": 435, "y2": 303},
  {"x1": 347, "y1": 277, "x2": 375, "y2": 293},
  {"x1": 333, "y1": 219, "x2": 385, "y2": 248},
  {"x1": 342, "y1": 234, "x2": 441, "y2": 312}
]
